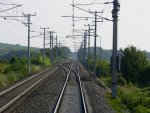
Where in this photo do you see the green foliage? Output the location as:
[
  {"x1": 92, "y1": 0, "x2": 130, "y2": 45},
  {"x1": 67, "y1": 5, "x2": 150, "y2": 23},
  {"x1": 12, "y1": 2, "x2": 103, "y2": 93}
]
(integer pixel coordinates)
[
  {"x1": 31, "y1": 56, "x2": 51, "y2": 67},
  {"x1": 44, "y1": 57, "x2": 51, "y2": 66},
  {"x1": 101, "y1": 76, "x2": 112, "y2": 87},
  {"x1": 106, "y1": 80, "x2": 150, "y2": 112},
  {"x1": 99, "y1": 60, "x2": 110, "y2": 76},
  {"x1": 31, "y1": 65, "x2": 41, "y2": 73},
  {"x1": 87, "y1": 57, "x2": 110, "y2": 77},
  {"x1": 0, "y1": 43, "x2": 61, "y2": 88},
  {"x1": 121, "y1": 46, "x2": 149, "y2": 85},
  {"x1": 77, "y1": 47, "x2": 112, "y2": 61},
  {"x1": 0, "y1": 72, "x2": 27, "y2": 87},
  {"x1": 140, "y1": 65, "x2": 150, "y2": 86},
  {"x1": 0, "y1": 56, "x2": 46, "y2": 88},
  {"x1": 134, "y1": 105, "x2": 150, "y2": 113},
  {"x1": 118, "y1": 85, "x2": 150, "y2": 113},
  {"x1": 3, "y1": 57, "x2": 28, "y2": 74},
  {"x1": 45, "y1": 46, "x2": 71, "y2": 61},
  {"x1": 117, "y1": 73, "x2": 127, "y2": 86},
  {"x1": 0, "y1": 74, "x2": 8, "y2": 87},
  {"x1": 31, "y1": 56, "x2": 43, "y2": 65},
  {"x1": 102, "y1": 74, "x2": 150, "y2": 113},
  {"x1": 106, "y1": 93, "x2": 127, "y2": 113}
]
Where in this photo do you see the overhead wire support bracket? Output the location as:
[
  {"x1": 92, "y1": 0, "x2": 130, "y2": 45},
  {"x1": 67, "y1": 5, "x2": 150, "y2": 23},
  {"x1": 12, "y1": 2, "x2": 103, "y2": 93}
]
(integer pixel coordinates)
[
  {"x1": 31, "y1": 34, "x2": 43, "y2": 38},
  {"x1": 61, "y1": 16, "x2": 97, "y2": 19},
  {"x1": 75, "y1": 2, "x2": 113, "y2": 6}
]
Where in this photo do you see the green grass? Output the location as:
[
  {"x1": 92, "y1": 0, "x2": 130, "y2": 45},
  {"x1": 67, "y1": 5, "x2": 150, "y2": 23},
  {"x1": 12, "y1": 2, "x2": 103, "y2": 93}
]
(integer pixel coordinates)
[
  {"x1": 101, "y1": 76, "x2": 111, "y2": 87},
  {"x1": 101, "y1": 76, "x2": 150, "y2": 113},
  {"x1": 0, "y1": 64, "x2": 42, "y2": 88},
  {"x1": 0, "y1": 72, "x2": 25, "y2": 87},
  {"x1": 31, "y1": 65, "x2": 42, "y2": 73}
]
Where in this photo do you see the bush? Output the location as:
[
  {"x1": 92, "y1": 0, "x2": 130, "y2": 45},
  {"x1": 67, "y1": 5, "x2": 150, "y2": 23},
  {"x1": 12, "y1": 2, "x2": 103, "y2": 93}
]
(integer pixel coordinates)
[
  {"x1": 0, "y1": 72, "x2": 22, "y2": 87},
  {"x1": 31, "y1": 65, "x2": 41, "y2": 73},
  {"x1": 134, "y1": 105, "x2": 150, "y2": 113},
  {"x1": 117, "y1": 73, "x2": 127, "y2": 85},
  {"x1": 140, "y1": 65, "x2": 150, "y2": 87},
  {"x1": 0, "y1": 74, "x2": 8, "y2": 87},
  {"x1": 106, "y1": 93, "x2": 127, "y2": 113},
  {"x1": 31, "y1": 56, "x2": 51, "y2": 67}
]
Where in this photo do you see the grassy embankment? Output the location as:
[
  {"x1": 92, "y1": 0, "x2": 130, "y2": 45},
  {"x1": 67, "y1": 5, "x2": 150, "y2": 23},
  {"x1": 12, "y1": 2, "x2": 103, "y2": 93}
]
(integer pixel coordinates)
[
  {"x1": 101, "y1": 75, "x2": 150, "y2": 113},
  {"x1": 0, "y1": 57, "x2": 51, "y2": 88}
]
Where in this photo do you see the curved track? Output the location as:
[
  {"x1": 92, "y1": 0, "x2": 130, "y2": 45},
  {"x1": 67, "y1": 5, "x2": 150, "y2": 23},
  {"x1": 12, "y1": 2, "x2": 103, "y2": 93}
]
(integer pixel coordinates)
[{"x1": 53, "y1": 61, "x2": 87, "y2": 113}]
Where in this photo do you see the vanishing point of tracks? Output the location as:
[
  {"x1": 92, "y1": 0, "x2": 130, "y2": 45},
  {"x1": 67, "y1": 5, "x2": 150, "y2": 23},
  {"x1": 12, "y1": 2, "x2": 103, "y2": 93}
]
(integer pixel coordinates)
[
  {"x1": 0, "y1": 66, "x2": 58, "y2": 113},
  {"x1": 53, "y1": 61, "x2": 87, "y2": 113}
]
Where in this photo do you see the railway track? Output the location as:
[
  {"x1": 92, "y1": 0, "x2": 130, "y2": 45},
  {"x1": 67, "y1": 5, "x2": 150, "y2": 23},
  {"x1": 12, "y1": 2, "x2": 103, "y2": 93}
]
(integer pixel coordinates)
[
  {"x1": 53, "y1": 61, "x2": 87, "y2": 113},
  {"x1": 0, "y1": 66, "x2": 59, "y2": 113}
]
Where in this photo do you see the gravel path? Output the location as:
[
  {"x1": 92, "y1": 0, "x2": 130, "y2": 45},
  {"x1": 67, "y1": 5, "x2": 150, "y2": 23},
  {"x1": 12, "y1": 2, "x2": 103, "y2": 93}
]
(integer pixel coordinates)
[
  {"x1": 8, "y1": 67, "x2": 65, "y2": 113},
  {"x1": 79, "y1": 63, "x2": 115, "y2": 113}
]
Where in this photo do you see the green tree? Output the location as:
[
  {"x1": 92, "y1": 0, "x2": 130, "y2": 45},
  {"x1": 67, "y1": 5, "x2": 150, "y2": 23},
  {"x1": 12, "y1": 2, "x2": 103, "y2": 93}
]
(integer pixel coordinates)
[
  {"x1": 140, "y1": 65, "x2": 150, "y2": 86},
  {"x1": 121, "y1": 46, "x2": 149, "y2": 84}
]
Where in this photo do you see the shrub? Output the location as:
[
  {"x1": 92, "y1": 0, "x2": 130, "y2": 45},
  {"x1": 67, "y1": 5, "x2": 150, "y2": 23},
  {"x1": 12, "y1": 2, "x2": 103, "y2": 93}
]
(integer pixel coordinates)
[
  {"x1": 0, "y1": 74, "x2": 7, "y2": 87},
  {"x1": 117, "y1": 73, "x2": 127, "y2": 85},
  {"x1": 134, "y1": 105, "x2": 150, "y2": 113},
  {"x1": 31, "y1": 65, "x2": 41, "y2": 73}
]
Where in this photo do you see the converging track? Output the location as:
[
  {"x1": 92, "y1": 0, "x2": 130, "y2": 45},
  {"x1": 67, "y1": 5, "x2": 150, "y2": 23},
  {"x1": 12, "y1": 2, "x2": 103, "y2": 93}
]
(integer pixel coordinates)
[
  {"x1": 0, "y1": 66, "x2": 59, "y2": 113},
  {"x1": 53, "y1": 61, "x2": 87, "y2": 113}
]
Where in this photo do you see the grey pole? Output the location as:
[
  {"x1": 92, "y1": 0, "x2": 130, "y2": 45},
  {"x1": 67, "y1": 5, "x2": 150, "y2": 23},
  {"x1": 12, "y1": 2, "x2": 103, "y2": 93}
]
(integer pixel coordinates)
[
  {"x1": 49, "y1": 31, "x2": 52, "y2": 61},
  {"x1": 44, "y1": 28, "x2": 46, "y2": 60},
  {"x1": 52, "y1": 32, "x2": 54, "y2": 63},
  {"x1": 88, "y1": 25, "x2": 90, "y2": 69},
  {"x1": 56, "y1": 34, "x2": 58, "y2": 62},
  {"x1": 60, "y1": 43, "x2": 62, "y2": 61},
  {"x1": 94, "y1": 11, "x2": 97, "y2": 79},
  {"x1": 82, "y1": 37, "x2": 84, "y2": 63},
  {"x1": 99, "y1": 36, "x2": 102, "y2": 83},
  {"x1": 27, "y1": 14, "x2": 31, "y2": 74},
  {"x1": 112, "y1": 0, "x2": 120, "y2": 98},
  {"x1": 40, "y1": 27, "x2": 49, "y2": 65},
  {"x1": 83, "y1": 31, "x2": 86, "y2": 65},
  {"x1": 26, "y1": 13, "x2": 36, "y2": 74},
  {"x1": 59, "y1": 41, "x2": 61, "y2": 61}
]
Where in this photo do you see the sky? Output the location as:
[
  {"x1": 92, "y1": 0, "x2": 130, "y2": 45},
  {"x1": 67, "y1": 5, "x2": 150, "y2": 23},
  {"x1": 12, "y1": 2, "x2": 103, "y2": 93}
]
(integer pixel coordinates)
[{"x1": 0, "y1": 0, "x2": 150, "y2": 52}]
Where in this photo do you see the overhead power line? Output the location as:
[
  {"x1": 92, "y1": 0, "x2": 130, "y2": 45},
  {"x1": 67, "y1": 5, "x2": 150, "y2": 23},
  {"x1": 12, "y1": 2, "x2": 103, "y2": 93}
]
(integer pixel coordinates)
[
  {"x1": 0, "y1": 5, "x2": 22, "y2": 13},
  {"x1": 0, "y1": 3, "x2": 16, "y2": 5},
  {"x1": 75, "y1": 2, "x2": 113, "y2": 6}
]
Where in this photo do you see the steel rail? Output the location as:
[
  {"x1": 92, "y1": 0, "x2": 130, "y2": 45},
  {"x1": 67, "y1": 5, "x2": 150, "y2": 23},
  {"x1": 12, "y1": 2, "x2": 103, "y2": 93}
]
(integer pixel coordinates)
[
  {"x1": 0, "y1": 67, "x2": 58, "y2": 113},
  {"x1": 53, "y1": 62, "x2": 74, "y2": 113},
  {"x1": 62, "y1": 65, "x2": 77, "y2": 74},
  {"x1": 77, "y1": 63, "x2": 88, "y2": 113},
  {"x1": 0, "y1": 67, "x2": 54, "y2": 97}
]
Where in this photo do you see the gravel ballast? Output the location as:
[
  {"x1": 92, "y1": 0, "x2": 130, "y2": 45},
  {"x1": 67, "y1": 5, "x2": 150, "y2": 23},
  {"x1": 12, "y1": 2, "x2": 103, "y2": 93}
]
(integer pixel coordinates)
[
  {"x1": 10, "y1": 67, "x2": 65, "y2": 113},
  {"x1": 79, "y1": 63, "x2": 115, "y2": 113}
]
